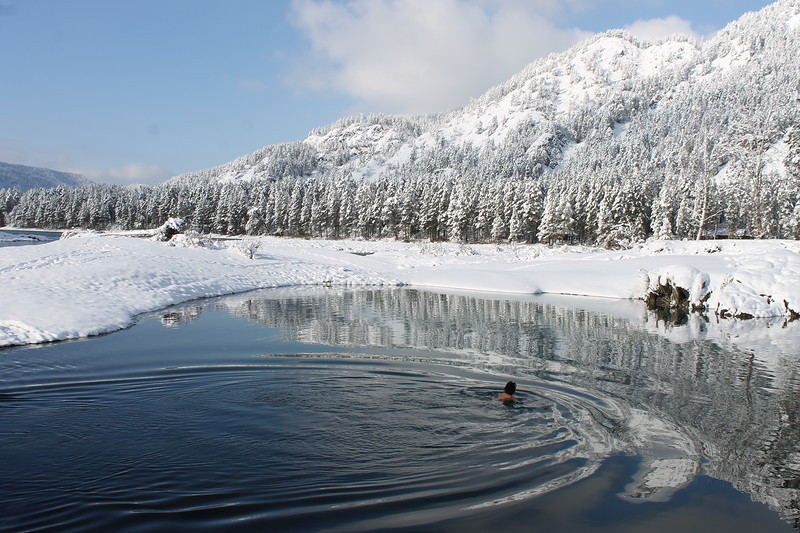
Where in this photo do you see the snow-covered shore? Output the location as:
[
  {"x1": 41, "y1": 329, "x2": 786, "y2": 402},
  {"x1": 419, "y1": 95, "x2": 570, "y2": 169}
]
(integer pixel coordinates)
[{"x1": 1, "y1": 233, "x2": 799, "y2": 347}]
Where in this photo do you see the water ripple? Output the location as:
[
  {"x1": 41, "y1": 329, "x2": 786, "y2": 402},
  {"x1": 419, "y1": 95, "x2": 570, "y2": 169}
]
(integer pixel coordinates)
[{"x1": 0, "y1": 357, "x2": 655, "y2": 531}]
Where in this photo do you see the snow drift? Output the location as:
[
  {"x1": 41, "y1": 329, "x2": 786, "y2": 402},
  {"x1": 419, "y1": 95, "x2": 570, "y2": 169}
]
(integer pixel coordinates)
[{"x1": 1, "y1": 234, "x2": 799, "y2": 347}]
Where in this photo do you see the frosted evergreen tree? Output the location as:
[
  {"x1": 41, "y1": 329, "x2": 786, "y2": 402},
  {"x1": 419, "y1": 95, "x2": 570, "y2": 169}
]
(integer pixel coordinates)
[
  {"x1": 299, "y1": 180, "x2": 317, "y2": 236},
  {"x1": 782, "y1": 124, "x2": 800, "y2": 237},
  {"x1": 537, "y1": 190, "x2": 559, "y2": 245},
  {"x1": 787, "y1": 124, "x2": 800, "y2": 181},
  {"x1": 520, "y1": 181, "x2": 544, "y2": 242},
  {"x1": 491, "y1": 209, "x2": 508, "y2": 243},
  {"x1": 650, "y1": 183, "x2": 676, "y2": 240},
  {"x1": 538, "y1": 184, "x2": 575, "y2": 245},
  {"x1": 595, "y1": 197, "x2": 617, "y2": 249},
  {"x1": 287, "y1": 183, "x2": 304, "y2": 236},
  {"x1": 381, "y1": 193, "x2": 400, "y2": 239},
  {"x1": 245, "y1": 206, "x2": 265, "y2": 235},
  {"x1": 447, "y1": 182, "x2": 470, "y2": 242},
  {"x1": 556, "y1": 196, "x2": 577, "y2": 244},
  {"x1": 354, "y1": 184, "x2": 374, "y2": 238},
  {"x1": 507, "y1": 206, "x2": 523, "y2": 242}
]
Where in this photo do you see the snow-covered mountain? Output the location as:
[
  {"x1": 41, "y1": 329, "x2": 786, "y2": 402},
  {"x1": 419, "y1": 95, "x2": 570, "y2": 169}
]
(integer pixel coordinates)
[
  {"x1": 5, "y1": 0, "x2": 800, "y2": 244},
  {"x1": 0, "y1": 161, "x2": 89, "y2": 191},
  {"x1": 171, "y1": 0, "x2": 798, "y2": 188}
]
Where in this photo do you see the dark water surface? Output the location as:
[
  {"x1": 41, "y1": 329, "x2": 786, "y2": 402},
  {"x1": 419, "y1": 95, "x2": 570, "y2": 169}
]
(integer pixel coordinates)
[
  {"x1": 1, "y1": 288, "x2": 799, "y2": 532},
  {"x1": 0, "y1": 228, "x2": 62, "y2": 247}
]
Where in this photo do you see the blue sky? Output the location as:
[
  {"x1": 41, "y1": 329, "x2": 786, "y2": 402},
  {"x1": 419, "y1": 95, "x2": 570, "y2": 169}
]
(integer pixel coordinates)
[{"x1": 0, "y1": 0, "x2": 776, "y2": 185}]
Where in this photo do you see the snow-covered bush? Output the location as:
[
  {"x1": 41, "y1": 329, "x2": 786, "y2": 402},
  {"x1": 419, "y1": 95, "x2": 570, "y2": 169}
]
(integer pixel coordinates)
[
  {"x1": 152, "y1": 218, "x2": 185, "y2": 242},
  {"x1": 457, "y1": 243, "x2": 477, "y2": 256},
  {"x1": 60, "y1": 229, "x2": 99, "y2": 239},
  {"x1": 417, "y1": 242, "x2": 444, "y2": 256},
  {"x1": 233, "y1": 238, "x2": 261, "y2": 259},
  {"x1": 167, "y1": 230, "x2": 209, "y2": 249}
]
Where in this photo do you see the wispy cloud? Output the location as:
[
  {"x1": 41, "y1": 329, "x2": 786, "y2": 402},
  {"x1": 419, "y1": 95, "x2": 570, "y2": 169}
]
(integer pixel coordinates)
[
  {"x1": 288, "y1": 0, "x2": 591, "y2": 114},
  {"x1": 0, "y1": 139, "x2": 73, "y2": 171},
  {"x1": 0, "y1": 140, "x2": 172, "y2": 186},
  {"x1": 78, "y1": 163, "x2": 173, "y2": 186},
  {"x1": 625, "y1": 15, "x2": 698, "y2": 42}
]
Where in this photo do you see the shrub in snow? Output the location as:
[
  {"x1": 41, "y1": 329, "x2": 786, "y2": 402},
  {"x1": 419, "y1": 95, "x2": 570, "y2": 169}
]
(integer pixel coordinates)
[
  {"x1": 417, "y1": 242, "x2": 443, "y2": 256},
  {"x1": 233, "y1": 238, "x2": 261, "y2": 259},
  {"x1": 167, "y1": 231, "x2": 208, "y2": 249},
  {"x1": 152, "y1": 218, "x2": 185, "y2": 242},
  {"x1": 60, "y1": 229, "x2": 99, "y2": 240},
  {"x1": 456, "y1": 243, "x2": 476, "y2": 256}
]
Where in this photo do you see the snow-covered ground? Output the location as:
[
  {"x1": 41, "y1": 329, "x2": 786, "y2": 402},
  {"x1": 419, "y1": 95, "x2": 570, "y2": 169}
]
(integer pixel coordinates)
[{"x1": 1, "y1": 232, "x2": 799, "y2": 348}]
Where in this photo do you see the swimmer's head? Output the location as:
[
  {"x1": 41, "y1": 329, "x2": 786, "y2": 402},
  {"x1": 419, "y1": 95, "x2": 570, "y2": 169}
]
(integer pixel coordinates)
[{"x1": 504, "y1": 381, "x2": 516, "y2": 395}]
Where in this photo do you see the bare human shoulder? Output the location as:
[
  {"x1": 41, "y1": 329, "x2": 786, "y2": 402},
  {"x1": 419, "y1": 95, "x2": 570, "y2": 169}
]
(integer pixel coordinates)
[{"x1": 497, "y1": 381, "x2": 516, "y2": 401}]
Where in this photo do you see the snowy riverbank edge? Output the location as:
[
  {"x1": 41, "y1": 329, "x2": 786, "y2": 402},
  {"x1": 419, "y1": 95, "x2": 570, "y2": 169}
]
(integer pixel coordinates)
[{"x1": 2, "y1": 233, "x2": 800, "y2": 347}]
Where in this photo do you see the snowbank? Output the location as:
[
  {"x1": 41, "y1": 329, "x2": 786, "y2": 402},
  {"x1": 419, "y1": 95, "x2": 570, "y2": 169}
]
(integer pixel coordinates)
[
  {"x1": 1, "y1": 234, "x2": 799, "y2": 347},
  {"x1": 644, "y1": 244, "x2": 800, "y2": 319}
]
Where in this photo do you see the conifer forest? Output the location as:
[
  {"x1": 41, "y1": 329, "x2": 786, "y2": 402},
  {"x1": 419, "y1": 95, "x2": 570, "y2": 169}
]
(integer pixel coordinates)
[{"x1": 3, "y1": 1, "x2": 800, "y2": 248}]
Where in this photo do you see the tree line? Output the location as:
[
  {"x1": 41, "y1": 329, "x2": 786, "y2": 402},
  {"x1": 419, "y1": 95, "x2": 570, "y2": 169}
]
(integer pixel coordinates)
[
  {"x1": 3, "y1": 7, "x2": 800, "y2": 247},
  {"x1": 1, "y1": 126, "x2": 798, "y2": 247}
]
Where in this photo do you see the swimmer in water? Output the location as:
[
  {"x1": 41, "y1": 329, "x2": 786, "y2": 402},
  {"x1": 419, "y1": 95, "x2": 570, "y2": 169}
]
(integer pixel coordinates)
[{"x1": 497, "y1": 381, "x2": 516, "y2": 402}]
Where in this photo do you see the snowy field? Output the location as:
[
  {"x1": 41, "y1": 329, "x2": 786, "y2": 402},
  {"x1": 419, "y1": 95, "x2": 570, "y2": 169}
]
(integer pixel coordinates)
[{"x1": 1, "y1": 231, "x2": 800, "y2": 348}]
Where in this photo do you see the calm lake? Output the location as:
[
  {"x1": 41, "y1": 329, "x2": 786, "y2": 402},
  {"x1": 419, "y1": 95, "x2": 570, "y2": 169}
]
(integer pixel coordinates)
[{"x1": 2, "y1": 287, "x2": 799, "y2": 532}]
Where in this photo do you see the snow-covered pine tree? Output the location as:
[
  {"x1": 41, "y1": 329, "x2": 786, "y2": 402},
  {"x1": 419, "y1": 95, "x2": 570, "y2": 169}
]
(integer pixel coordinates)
[
  {"x1": 507, "y1": 206, "x2": 523, "y2": 242},
  {"x1": 491, "y1": 209, "x2": 508, "y2": 243}
]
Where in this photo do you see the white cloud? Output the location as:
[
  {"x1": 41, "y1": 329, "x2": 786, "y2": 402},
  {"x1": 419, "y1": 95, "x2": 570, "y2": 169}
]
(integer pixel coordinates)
[
  {"x1": 78, "y1": 163, "x2": 173, "y2": 186},
  {"x1": 288, "y1": 0, "x2": 591, "y2": 114},
  {"x1": 625, "y1": 15, "x2": 698, "y2": 42}
]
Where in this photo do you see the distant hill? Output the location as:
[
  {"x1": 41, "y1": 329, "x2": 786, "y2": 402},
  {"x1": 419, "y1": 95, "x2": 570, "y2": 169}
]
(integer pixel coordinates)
[{"x1": 0, "y1": 162, "x2": 90, "y2": 191}]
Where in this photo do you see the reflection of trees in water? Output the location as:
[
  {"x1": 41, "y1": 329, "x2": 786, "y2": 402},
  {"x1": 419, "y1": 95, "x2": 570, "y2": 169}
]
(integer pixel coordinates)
[
  {"x1": 759, "y1": 367, "x2": 800, "y2": 526},
  {"x1": 160, "y1": 306, "x2": 203, "y2": 328},
  {"x1": 222, "y1": 289, "x2": 565, "y2": 363},
  {"x1": 192, "y1": 288, "x2": 800, "y2": 527},
  {"x1": 557, "y1": 315, "x2": 800, "y2": 528}
]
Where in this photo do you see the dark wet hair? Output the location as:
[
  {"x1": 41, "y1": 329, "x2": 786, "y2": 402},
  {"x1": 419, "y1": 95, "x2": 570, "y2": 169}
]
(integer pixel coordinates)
[{"x1": 504, "y1": 381, "x2": 516, "y2": 395}]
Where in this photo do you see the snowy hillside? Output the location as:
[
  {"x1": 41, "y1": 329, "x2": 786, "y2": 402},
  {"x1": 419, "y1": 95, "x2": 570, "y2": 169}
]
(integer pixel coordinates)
[
  {"x1": 165, "y1": 30, "x2": 703, "y2": 185},
  {"x1": 4, "y1": 0, "x2": 800, "y2": 246},
  {"x1": 168, "y1": 0, "x2": 797, "y2": 186},
  {"x1": 0, "y1": 161, "x2": 89, "y2": 191}
]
